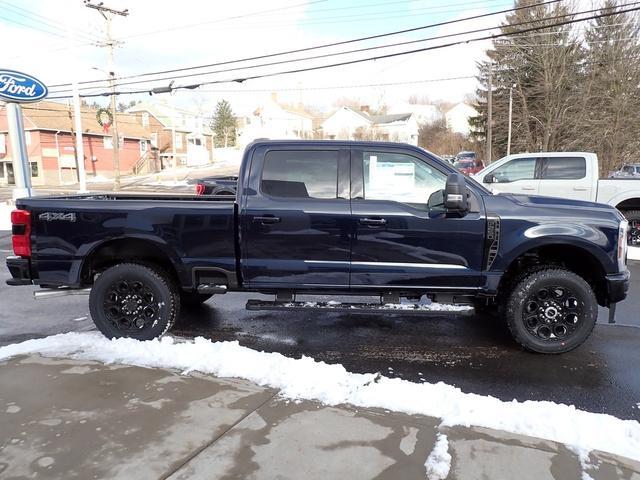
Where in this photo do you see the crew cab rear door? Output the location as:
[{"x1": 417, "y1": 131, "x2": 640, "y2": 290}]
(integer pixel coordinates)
[
  {"x1": 537, "y1": 155, "x2": 593, "y2": 201},
  {"x1": 349, "y1": 148, "x2": 486, "y2": 289},
  {"x1": 240, "y1": 145, "x2": 351, "y2": 288}
]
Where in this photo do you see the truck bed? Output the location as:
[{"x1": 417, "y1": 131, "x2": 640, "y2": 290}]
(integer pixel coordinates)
[{"x1": 15, "y1": 193, "x2": 237, "y2": 289}]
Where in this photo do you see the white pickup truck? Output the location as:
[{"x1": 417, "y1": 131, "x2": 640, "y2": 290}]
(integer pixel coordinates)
[{"x1": 472, "y1": 152, "x2": 640, "y2": 245}]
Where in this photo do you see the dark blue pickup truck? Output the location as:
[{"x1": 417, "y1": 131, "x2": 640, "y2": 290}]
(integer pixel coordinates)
[{"x1": 6, "y1": 140, "x2": 630, "y2": 353}]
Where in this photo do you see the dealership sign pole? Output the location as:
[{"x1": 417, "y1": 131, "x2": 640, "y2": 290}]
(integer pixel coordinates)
[{"x1": 0, "y1": 69, "x2": 48, "y2": 199}]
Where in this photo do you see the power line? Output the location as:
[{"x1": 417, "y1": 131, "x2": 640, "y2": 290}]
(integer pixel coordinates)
[
  {"x1": 46, "y1": 4, "x2": 640, "y2": 100},
  {"x1": 49, "y1": 0, "x2": 563, "y2": 90},
  {"x1": 51, "y1": 0, "x2": 639, "y2": 95},
  {"x1": 0, "y1": 0, "x2": 100, "y2": 42}
]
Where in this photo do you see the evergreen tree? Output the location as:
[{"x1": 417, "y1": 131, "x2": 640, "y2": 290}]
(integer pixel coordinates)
[
  {"x1": 471, "y1": 0, "x2": 584, "y2": 161},
  {"x1": 212, "y1": 100, "x2": 237, "y2": 147}
]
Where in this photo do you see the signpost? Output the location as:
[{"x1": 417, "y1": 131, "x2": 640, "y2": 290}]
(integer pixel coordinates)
[{"x1": 0, "y1": 69, "x2": 48, "y2": 199}]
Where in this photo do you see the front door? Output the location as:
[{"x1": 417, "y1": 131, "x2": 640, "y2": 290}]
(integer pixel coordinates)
[
  {"x1": 483, "y1": 156, "x2": 540, "y2": 195},
  {"x1": 241, "y1": 146, "x2": 351, "y2": 288},
  {"x1": 350, "y1": 148, "x2": 486, "y2": 289}
]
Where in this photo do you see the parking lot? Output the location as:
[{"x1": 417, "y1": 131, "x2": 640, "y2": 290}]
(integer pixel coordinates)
[{"x1": 2, "y1": 231, "x2": 639, "y2": 422}]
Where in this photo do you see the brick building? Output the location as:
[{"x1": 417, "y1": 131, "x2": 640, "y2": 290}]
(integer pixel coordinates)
[{"x1": 0, "y1": 101, "x2": 152, "y2": 186}]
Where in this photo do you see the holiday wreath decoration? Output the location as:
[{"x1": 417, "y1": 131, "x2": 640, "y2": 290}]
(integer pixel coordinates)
[{"x1": 96, "y1": 108, "x2": 113, "y2": 133}]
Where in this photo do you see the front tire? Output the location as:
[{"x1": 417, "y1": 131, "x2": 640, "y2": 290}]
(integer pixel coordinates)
[
  {"x1": 622, "y1": 210, "x2": 640, "y2": 246},
  {"x1": 505, "y1": 268, "x2": 597, "y2": 354},
  {"x1": 89, "y1": 263, "x2": 180, "y2": 340}
]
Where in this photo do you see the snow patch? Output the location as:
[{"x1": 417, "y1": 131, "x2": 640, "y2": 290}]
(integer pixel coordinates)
[
  {"x1": 0, "y1": 332, "x2": 639, "y2": 462},
  {"x1": 0, "y1": 202, "x2": 12, "y2": 231},
  {"x1": 628, "y1": 246, "x2": 640, "y2": 261},
  {"x1": 424, "y1": 433, "x2": 451, "y2": 480}
]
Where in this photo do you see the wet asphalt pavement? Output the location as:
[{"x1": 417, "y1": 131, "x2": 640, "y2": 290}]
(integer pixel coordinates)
[{"x1": 1, "y1": 232, "x2": 639, "y2": 421}]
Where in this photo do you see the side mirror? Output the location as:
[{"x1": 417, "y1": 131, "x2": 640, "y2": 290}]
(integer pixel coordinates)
[
  {"x1": 444, "y1": 172, "x2": 469, "y2": 213},
  {"x1": 483, "y1": 173, "x2": 496, "y2": 183}
]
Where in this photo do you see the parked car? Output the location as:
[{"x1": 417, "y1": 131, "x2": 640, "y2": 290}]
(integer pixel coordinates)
[
  {"x1": 472, "y1": 152, "x2": 640, "y2": 245},
  {"x1": 6, "y1": 140, "x2": 629, "y2": 354},
  {"x1": 609, "y1": 164, "x2": 640, "y2": 179},
  {"x1": 454, "y1": 152, "x2": 484, "y2": 175},
  {"x1": 194, "y1": 175, "x2": 238, "y2": 196}
]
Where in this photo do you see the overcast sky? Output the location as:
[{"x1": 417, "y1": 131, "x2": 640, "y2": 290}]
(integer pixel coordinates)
[{"x1": 3, "y1": 0, "x2": 517, "y2": 113}]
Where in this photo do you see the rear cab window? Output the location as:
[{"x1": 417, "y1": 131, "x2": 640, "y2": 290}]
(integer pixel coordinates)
[
  {"x1": 540, "y1": 157, "x2": 586, "y2": 179},
  {"x1": 261, "y1": 150, "x2": 339, "y2": 199}
]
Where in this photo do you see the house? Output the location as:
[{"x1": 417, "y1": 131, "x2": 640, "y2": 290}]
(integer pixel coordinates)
[
  {"x1": 236, "y1": 94, "x2": 314, "y2": 146},
  {"x1": 321, "y1": 106, "x2": 419, "y2": 145},
  {"x1": 127, "y1": 101, "x2": 214, "y2": 168},
  {"x1": 387, "y1": 103, "x2": 442, "y2": 125},
  {"x1": 445, "y1": 103, "x2": 478, "y2": 136},
  {"x1": 0, "y1": 101, "x2": 151, "y2": 186}
]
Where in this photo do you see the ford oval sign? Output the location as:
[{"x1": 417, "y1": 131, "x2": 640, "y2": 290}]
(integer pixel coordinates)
[{"x1": 0, "y1": 69, "x2": 48, "y2": 103}]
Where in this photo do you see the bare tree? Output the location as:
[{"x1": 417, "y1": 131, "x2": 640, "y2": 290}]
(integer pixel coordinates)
[{"x1": 578, "y1": 1, "x2": 640, "y2": 176}]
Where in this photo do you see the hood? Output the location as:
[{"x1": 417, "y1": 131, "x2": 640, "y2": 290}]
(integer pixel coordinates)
[{"x1": 500, "y1": 192, "x2": 621, "y2": 215}]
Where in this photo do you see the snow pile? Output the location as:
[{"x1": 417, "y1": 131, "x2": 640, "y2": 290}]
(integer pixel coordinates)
[
  {"x1": 628, "y1": 246, "x2": 640, "y2": 261},
  {"x1": 0, "y1": 202, "x2": 12, "y2": 231},
  {"x1": 424, "y1": 433, "x2": 451, "y2": 480},
  {"x1": 1, "y1": 332, "x2": 639, "y2": 462}
]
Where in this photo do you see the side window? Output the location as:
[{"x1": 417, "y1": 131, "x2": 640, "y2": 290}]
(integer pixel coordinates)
[
  {"x1": 491, "y1": 158, "x2": 536, "y2": 183},
  {"x1": 541, "y1": 157, "x2": 586, "y2": 180},
  {"x1": 362, "y1": 151, "x2": 446, "y2": 210},
  {"x1": 261, "y1": 150, "x2": 338, "y2": 199}
]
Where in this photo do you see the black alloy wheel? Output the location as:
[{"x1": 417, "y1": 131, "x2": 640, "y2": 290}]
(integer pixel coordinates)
[
  {"x1": 505, "y1": 268, "x2": 597, "y2": 354},
  {"x1": 89, "y1": 263, "x2": 179, "y2": 340}
]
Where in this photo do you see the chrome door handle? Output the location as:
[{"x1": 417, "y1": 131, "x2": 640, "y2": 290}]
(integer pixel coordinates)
[
  {"x1": 573, "y1": 186, "x2": 588, "y2": 191},
  {"x1": 521, "y1": 186, "x2": 535, "y2": 191},
  {"x1": 253, "y1": 215, "x2": 281, "y2": 224},
  {"x1": 359, "y1": 217, "x2": 387, "y2": 226}
]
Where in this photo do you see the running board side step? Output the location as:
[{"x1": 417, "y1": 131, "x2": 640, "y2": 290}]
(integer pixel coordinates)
[{"x1": 245, "y1": 300, "x2": 474, "y2": 316}]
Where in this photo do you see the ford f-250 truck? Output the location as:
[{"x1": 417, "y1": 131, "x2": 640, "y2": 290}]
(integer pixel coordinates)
[
  {"x1": 5, "y1": 140, "x2": 630, "y2": 354},
  {"x1": 472, "y1": 152, "x2": 640, "y2": 245}
]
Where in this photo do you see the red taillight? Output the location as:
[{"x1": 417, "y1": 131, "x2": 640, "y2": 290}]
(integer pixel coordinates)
[
  {"x1": 11, "y1": 209, "x2": 31, "y2": 257},
  {"x1": 195, "y1": 183, "x2": 205, "y2": 195}
]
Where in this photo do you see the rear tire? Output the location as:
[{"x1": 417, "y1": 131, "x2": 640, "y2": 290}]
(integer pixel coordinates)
[
  {"x1": 505, "y1": 268, "x2": 597, "y2": 354},
  {"x1": 89, "y1": 263, "x2": 180, "y2": 340}
]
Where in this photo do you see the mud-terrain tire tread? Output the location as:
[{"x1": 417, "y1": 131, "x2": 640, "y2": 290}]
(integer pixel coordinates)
[
  {"x1": 505, "y1": 267, "x2": 597, "y2": 354},
  {"x1": 89, "y1": 262, "x2": 180, "y2": 340}
]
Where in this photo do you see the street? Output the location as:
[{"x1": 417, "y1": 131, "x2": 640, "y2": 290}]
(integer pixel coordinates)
[{"x1": 2, "y1": 231, "x2": 639, "y2": 421}]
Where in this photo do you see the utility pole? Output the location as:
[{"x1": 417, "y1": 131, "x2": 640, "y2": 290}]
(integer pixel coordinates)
[
  {"x1": 507, "y1": 85, "x2": 514, "y2": 157},
  {"x1": 84, "y1": 1, "x2": 128, "y2": 191},
  {"x1": 72, "y1": 82, "x2": 88, "y2": 193},
  {"x1": 486, "y1": 63, "x2": 493, "y2": 164}
]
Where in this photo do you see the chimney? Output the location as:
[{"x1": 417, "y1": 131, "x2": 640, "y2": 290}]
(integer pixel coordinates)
[{"x1": 360, "y1": 105, "x2": 370, "y2": 114}]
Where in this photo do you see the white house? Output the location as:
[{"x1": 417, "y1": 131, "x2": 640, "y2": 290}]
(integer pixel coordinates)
[
  {"x1": 445, "y1": 103, "x2": 478, "y2": 136},
  {"x1": 388, "y1": 103, "x2": 442, "y2": 125},
  {"x1": 236, "y1": 95, "x2": 313, "y2": 146},
  {"x1": 321, "y1": 106, "x2": 419, "y2": 145}
]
